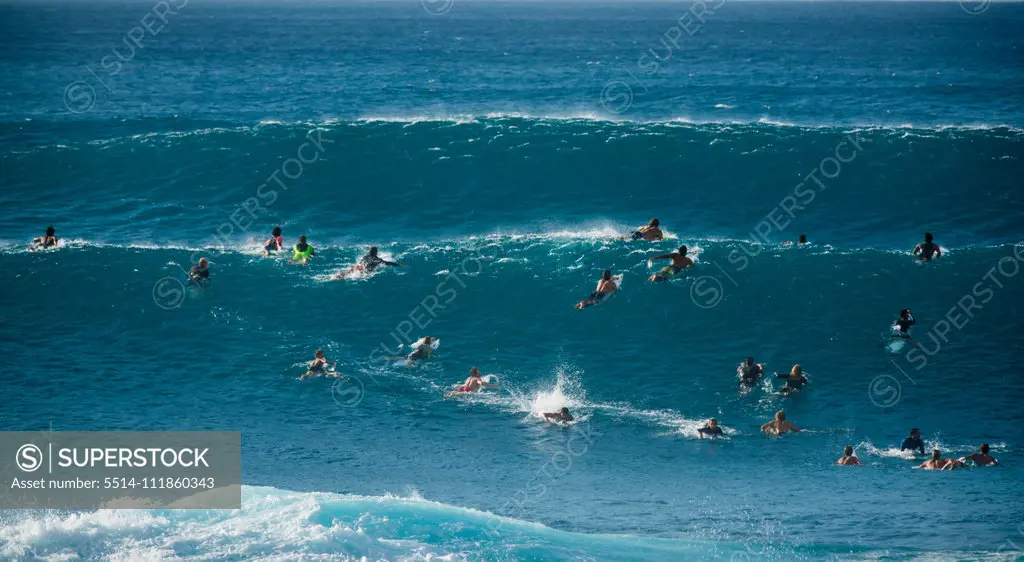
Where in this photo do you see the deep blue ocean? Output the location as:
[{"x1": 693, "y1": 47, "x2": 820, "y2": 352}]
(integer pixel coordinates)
[{"x1": 2, "y1": 1, "x2": 1023, "y2": 560}]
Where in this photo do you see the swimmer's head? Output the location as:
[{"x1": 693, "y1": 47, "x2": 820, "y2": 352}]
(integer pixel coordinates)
[
  {"x1": 745, "y1": 356, "x2": 754, "y2": 366},
  {"x1": 649, "y1": 218, "x2": 659, "y2": 227},
  {"x1": 910, "y1": 428, "x2": 920, "y2": 438},
  {"x1": 315, "y1": 349, "x2": 325, "y2": 358},
  {"x1": 423, "y1": 336, "x2": 433, "y2": 344},
  {"x1": 980, "y1": 443, "x2": 990, "y2": 454},
  {"x1": 272, "y1": 226, "x2": 282, "y2": 237},
  {"x1": 602, "y1": 270, "x2": 612, "y2": 280},
  {"x1": 900, "y1": 308, "x2": 911, "y2": 317},
  {"x1": 775, "y1": 410, "x2": 786, "y2": 421},
  {"x1": 844, "y1": 445, "x2": 854, "y2": 456},
  {"x1": 470, "y1": 367, "x2": 480, "y2": 377},
  {"x1": 925, "y1": 232, "x2": 933, "y2": 243},
  {"x1": 299, "y1": 235, "x2": 307, "y2": 244},
  {"x1": 198, "y1": 258, "x2": 209, "y2": 267},
  {"x1": 45, "y1": 225, "x2": 55, "y2": 236},
  {"x1": 369, "y1": 246, "x2": 378, "y2": 256},
  {"x1": 798, "y1": 234, "x2": 807, "y2": 244},
  {"x1": 792, "y1": 364, "x2": 802, "y2": 376},
  {"x1": 708, "y1": 418, "x2": 718, "y2": 427},
  {"x1": 679, "y1": 245, "x2": 688, "y2": 256},
  {"x1": 561, "y1": 407, "x2": 570, "y2": 415},
  {"x1": 932, "y1": 449, "x2": 941, "y2": 460}
]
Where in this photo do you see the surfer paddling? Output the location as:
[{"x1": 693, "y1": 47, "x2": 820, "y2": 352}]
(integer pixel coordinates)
[
  {"x1": 335, "y1": 246, "x2": 403, "y2": 279},
  {"x1": 188, "y1": 258, "x2": 210, "y2": 286},
  {"x1": 543, "y1": 407, "x2": 574, "y2": 423},
  {"x1": 900, "y1": 428, "x2": 925, "y2": 455},
  {"x1": 739, "y1": 357, "x2": 764, "y2": 386},
  {"x1": 697, "y1": 418, "x2": 724, "y2": 438},
  {"x1": 445, "y1": 367, "x2": 498, "y2": 398},
  {"x1": 575, "y1": 270, "x2": 618, "y2": 309},
  {"x1": 774, "y1": 364, "x2": 808, "y2": 395},
  {"x1": 290, "y1": 235, "x2": 315, "y2": 264},
  {"x1": 917, "y1": 450, "x2": 964, "y2": 470},
  {"x1": 404, "y1": 336, "x2": 435, "y2": 363},
  {"x1": 912, "y1": 232, "x2": 941, "y2": 261},
  {"x1": 836, "y1": 446, "x2": 862, "y2": 466},
  {"x1": 648, "y1": 245, "x2": 693, "y2": 282},
  {"x1": 30, "y1": 226, "x2": 59, "y2": 250},
  {"x1": 300, "y1": 349, "x2": 337, "y2": 380},
  {"x1": 630, "y1": 218, "x2": 664, "y2": 241},
  {"x1": 959, "y1": 443, "x2": 999, "y2": 466},
  {"x1": 761, "y1": 410, "x2": 800, "y2": 436},
  {"x1": 263, "y1": 226, "x2": 284, "y2": 255}
]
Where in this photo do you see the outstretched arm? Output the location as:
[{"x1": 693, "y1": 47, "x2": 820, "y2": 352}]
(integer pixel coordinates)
[
  {"x1": 649, "y1": 254, "x2": 673, "y2": 261},
  {"x1": 383, "y1": 260, "x2": 402, "y2": 267}
]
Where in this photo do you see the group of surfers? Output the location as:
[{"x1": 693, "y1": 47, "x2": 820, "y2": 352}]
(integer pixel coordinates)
[
  {"x1": 302, "y1": 349, "x2": 574, "y2": 421},
  {"x1": 262, "y1": 226, "x2": 404, "y2": 278},
  {"x1": 696, "y1": 413, "x2": 998, "y2": 469},
  {"x1": 26, "y1": 222, "x2": 950, "y2": 411}
]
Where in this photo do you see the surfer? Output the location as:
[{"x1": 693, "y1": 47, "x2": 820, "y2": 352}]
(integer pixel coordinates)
[
  {"x1": 894, "y1": 309, "x2": 916, "y2": 336},
  {"x1": 31, "y1": 226, "x2": 59, "y2": 250},
  {"x1": 630, "y1": 218, "x2": 664, "y2": 241},
  {"x1": 290, "y1": 235, "x2": 315, "y2": 263},
  {"x1": 575, "y1": 270, "x2": 618, "y2": 309},
  {"x1": 300, "y1": 349, "x2": 336, "y2": 380},
  {"x1": 738, "y1": 357, "x2": 764, "y2": 386},
  {"x1": 335, "y1": 246, "x2": 402, "y2": 279},
  {"x1": 444, "y1": 367, "x2": 498, "y2": 398},
  {"x1": 774, "y1": 364, "x2": 808, "y2": 395},
  {"x1": 543, "y1": 407, "x2": 575, "y2": 423},
  {"x1": 782, "y1": 234, "x2": 808, "y2": 246},
  {"x1": 648, "y1": 245, "x2": 693, "y2": 282},
  {"x1": 959, "y1": 443, "x2": 999, "y2": 466},
  {"x1": 912, "y1": 232, "x2": 941, "y2": 261},
  {"x1": 900, "y1": 428, "x2": 925, "y2": 455},
  {"x1": 406, "y1": 336, "x2": 435, "y2": 362},
  {"x1": 836, "y1": 445, "x2": 862, "y2": 466},
  {"x1": 697, "y1": 418, "x2": 724, "y2": 438},
  {"x1": 761, "y1": 410, "x2": 800, "y2": 436},
  {"x1": 917, "y1": 450, "x2": 963, "y2": 470},
  {"x1": 263, "y1": 226, "x2": 284, "y2": 255},
  {"x1": 188, "y1": 258, "x2": 210, "y2": 285}
]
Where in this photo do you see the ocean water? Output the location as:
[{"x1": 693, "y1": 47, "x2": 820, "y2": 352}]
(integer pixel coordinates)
[{"x1": 2, "y1": 1, "x2": 1024, "y2": 560}]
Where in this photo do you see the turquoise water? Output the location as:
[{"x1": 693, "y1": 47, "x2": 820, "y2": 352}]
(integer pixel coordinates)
[{"x1": 2, "y1": 2, "x2": 1024, "y2": 560}]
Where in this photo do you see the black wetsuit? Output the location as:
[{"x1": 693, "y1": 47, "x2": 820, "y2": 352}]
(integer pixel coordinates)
[
  {"x1": 407, "y1": 344, "x2": 431, "y2": 361},
  {"x1": 777, "y1": 373, "x2": 807, "y2": 392},
  {"x1": 361, "y1": 254, "x2": 385, "y2": 272},
  {"x1": 189, "y1": 265, "x2": 210, "y2": 284},
  {"x1": 901, "y1": 437, "x2": 925, "y2": 455},
  {"x1": 895, "y1": 316, "x2": 916, "y2": 335},
  {"x1": 740, "y1": 365, "x2": 762, "y2": 385},
  {"x1": 698, "y1": 425, "x2": 724, "y2": 437}
]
